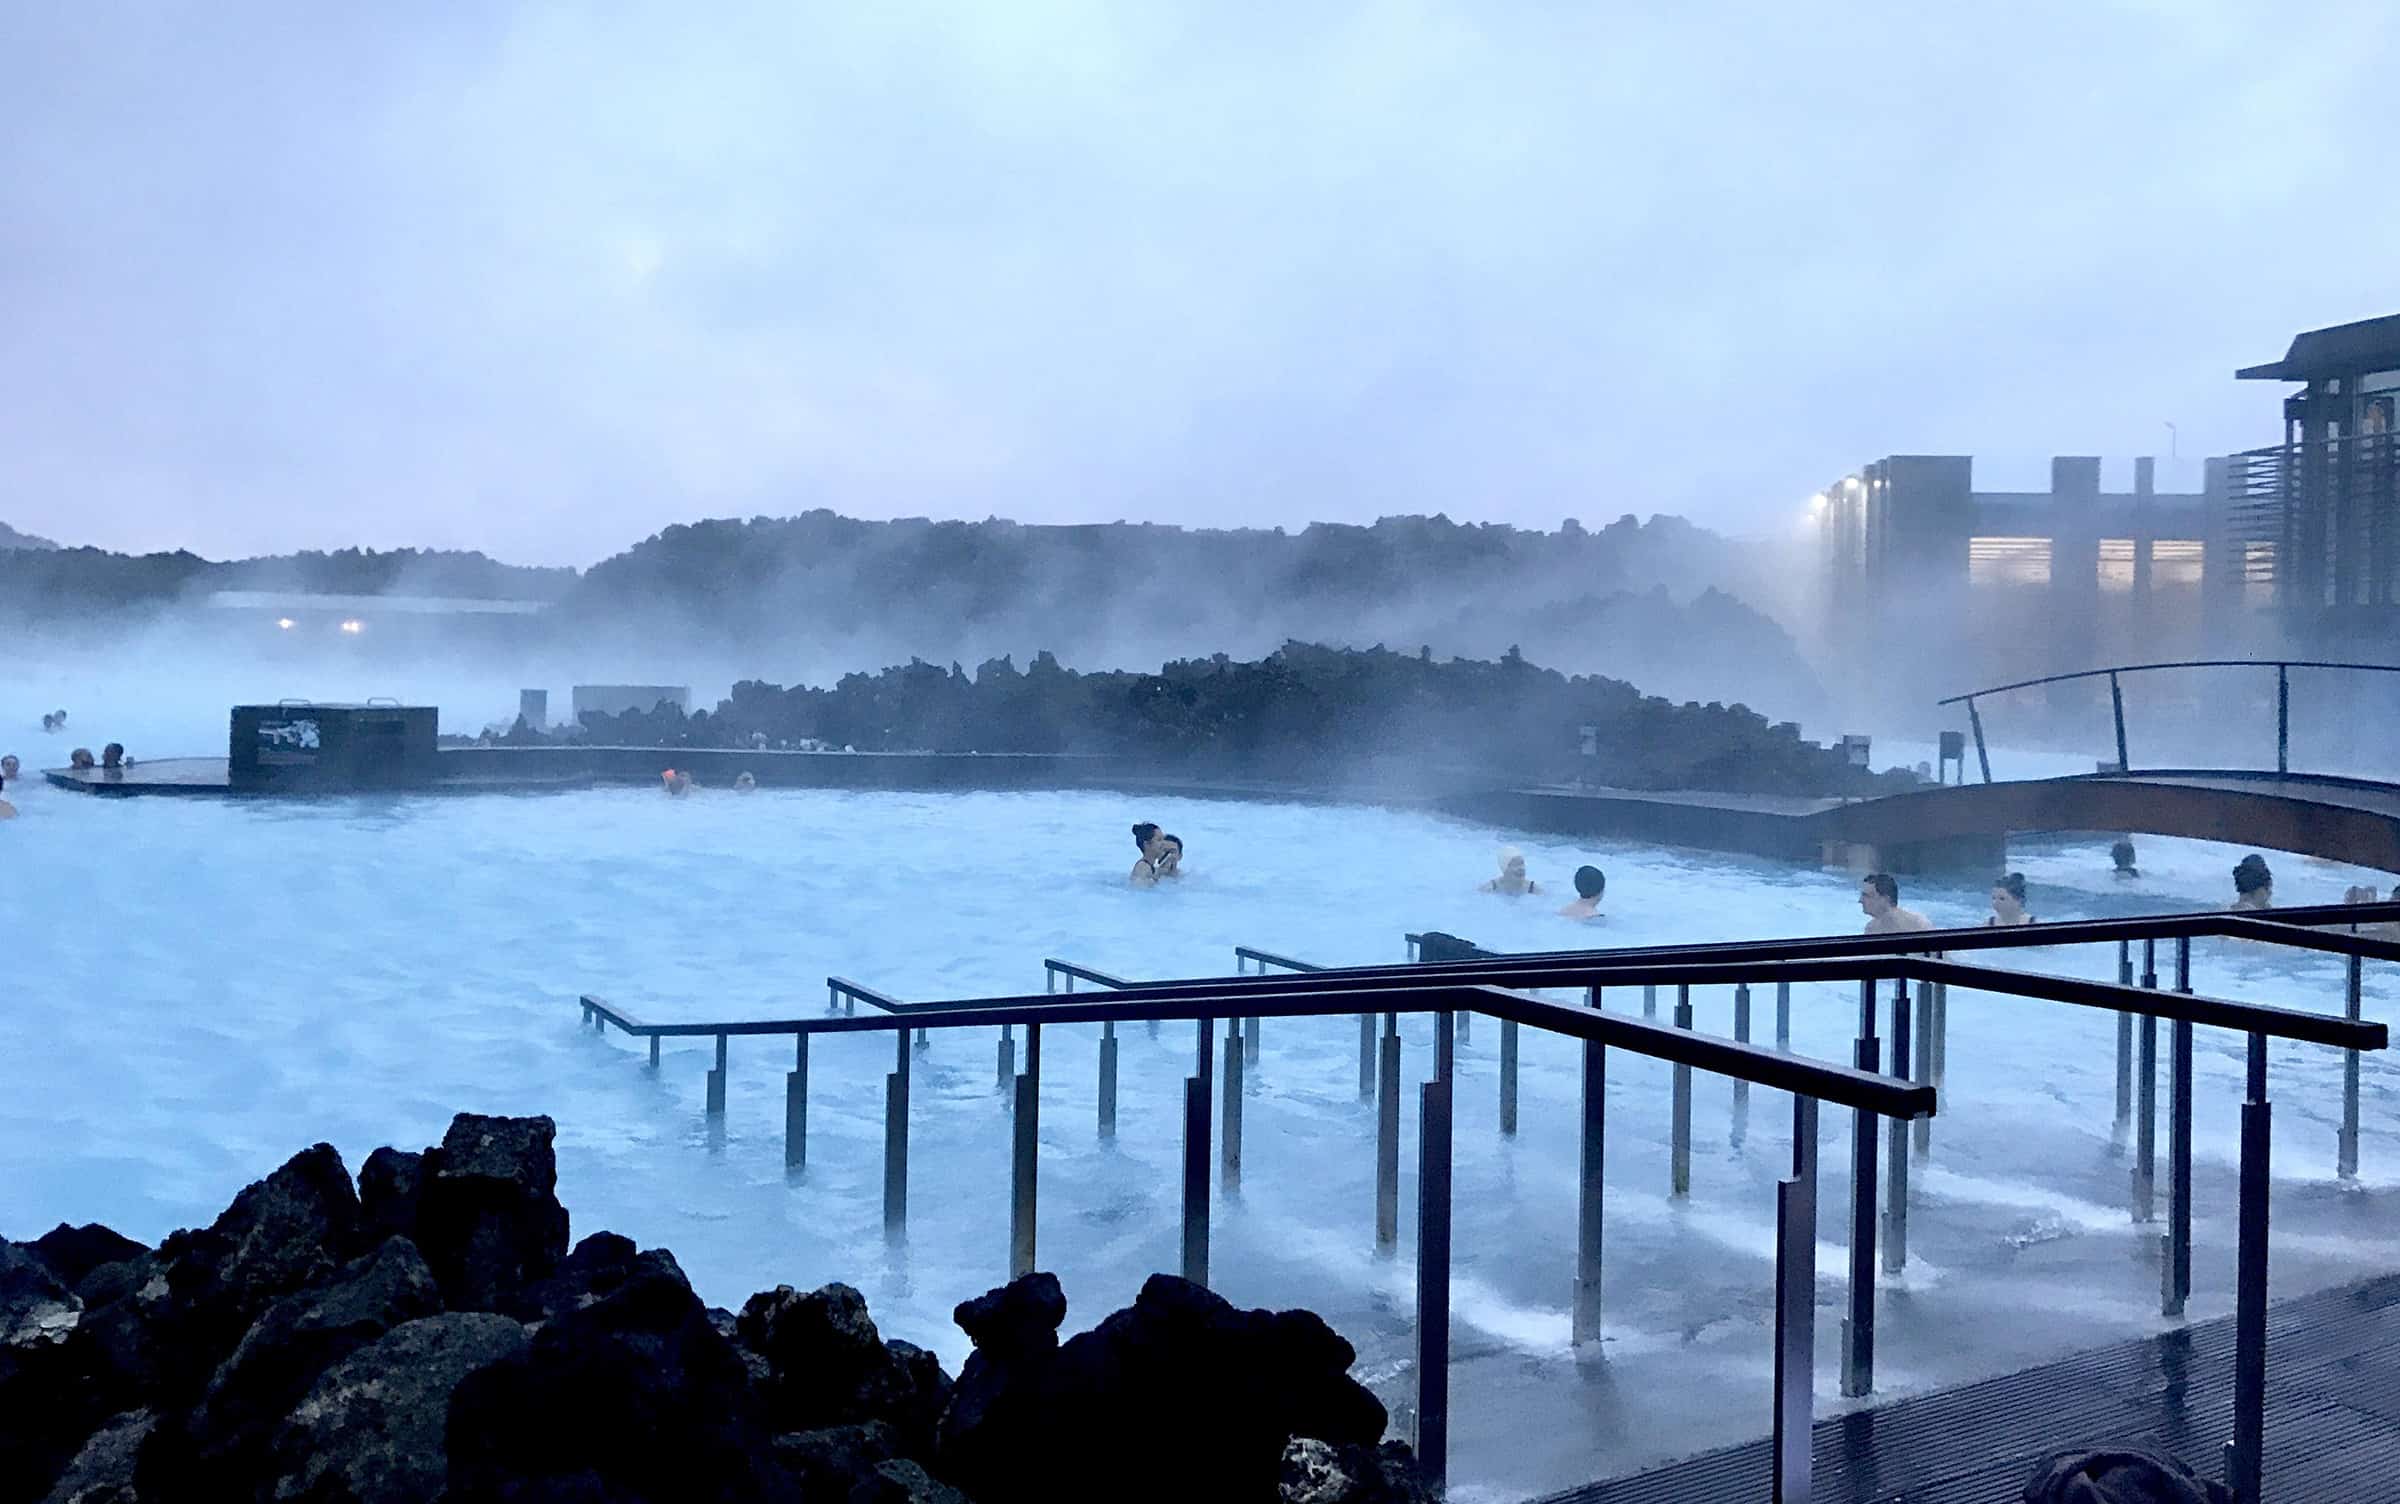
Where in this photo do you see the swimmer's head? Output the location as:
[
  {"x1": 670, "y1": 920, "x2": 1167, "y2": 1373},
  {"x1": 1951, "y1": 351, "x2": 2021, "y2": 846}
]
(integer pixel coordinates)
[
  {"x1": 2111, "y1": 838, "x2": 2137, "y2": 872},
  {"x1": 733, "y1": 771, "x2": 757, "y2": 792},
  {"x1": 2233, "y1": 853, "x2": 2273, "y2": 897},
  {"x1": 1859, "y1": 872, "x2": 1899, "y2": 916},
  {"x1": 1992, "y1": 872, "x2": 2028, "y2": 911},
  {"x1": 1498, "y1": 847, "x2": 1526, "y2": 880},
  {"x1": 1159, "y1": 834, "x2": 1183, "y2": 868},
  {"x1": 0, "y1": 755, "x2": 17, "y2": 780},
  {"x1": 69, "y1": 747, "x2": 94, "y2": 771},
  {"x1": 1573, "y1": 865, "x2": 1605, "y2": 900},
  {"x1": 1133, "y1": 821, "x2": 1161, "y2": 854},
  {"x1": 102, "y1": 743, "x2": 124, "y2": 768}
]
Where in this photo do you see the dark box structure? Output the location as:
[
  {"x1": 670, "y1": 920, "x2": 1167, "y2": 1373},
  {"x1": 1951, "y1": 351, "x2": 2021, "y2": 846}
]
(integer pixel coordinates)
[{"x1": 228, "y1": 703, "x2": 439, "y2": 791}]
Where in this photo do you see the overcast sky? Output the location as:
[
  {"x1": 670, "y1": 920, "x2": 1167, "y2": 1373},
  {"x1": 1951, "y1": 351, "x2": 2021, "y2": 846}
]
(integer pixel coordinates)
[{"x1": 2, "y1": 2, "x2": 2394, "y2": 565}]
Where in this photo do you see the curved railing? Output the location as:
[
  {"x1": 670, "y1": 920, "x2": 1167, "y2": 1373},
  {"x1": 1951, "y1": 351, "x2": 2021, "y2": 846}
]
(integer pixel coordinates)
[{"x1": 1937, "y1": 658, "x2": 2400, "y2": 782}]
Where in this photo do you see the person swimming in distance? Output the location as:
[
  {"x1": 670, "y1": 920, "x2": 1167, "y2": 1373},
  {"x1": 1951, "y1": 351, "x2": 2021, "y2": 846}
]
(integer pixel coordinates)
[
  {"x1": 0, "y1": 771, "x2": 16, "y2": 820},
  {"x1": 1155, "y1": 834, "x2": 1185, "y2": 880},
  {"x1": 101, "y1": 742, "x2": 128, "y2": 772},
  {"x1": 733, "y1": 771, "x2": 757, "y2": 793},
  {"x1": 661, "y1": 768, "x2": 691, "y2": 797},
  {"x1": 1558, "y1": 865, "x2": 1605, "y2": 919},
  {"x1": 68, "y1": 747, "x2": 95, "y2": 772},
  {"x1": 0, "y1": 755, "x2": 18, "y2": 782},
  {"x1": 1130, "y1": 822, "x2": 1165, "y2": 887},
  {"x1": 41, "y1": 711, "x2": 64, "y2": 734},
  {"x1": 1987, "y1": 871, "x2": 2035, "y2": 926},
  {"x1": 1482, "y1": 848, "x2": 1540, "y2": 896},
  {"x1": 2110, "y1": 838, "x2": 2139, "y2": 880},
  {"x1": 2231, "y1": 853, "x2": 2274, "y2": 911},
  {"x1": 1859, "y1": 872, "x2": 1933, "y2": 934}
]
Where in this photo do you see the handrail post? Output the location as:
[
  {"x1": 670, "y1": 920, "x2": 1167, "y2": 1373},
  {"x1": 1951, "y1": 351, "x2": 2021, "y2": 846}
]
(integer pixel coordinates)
[
  {"x1": 1181, "y1": 1075, "x2": 1210, "y2": 1287},
  {"x1": 2226, "y1": 1033, "x2": 2271, "y2": 1504},
  {"x1": 2110, "y1": 670, "x2": 2129, "y2": 771},
  {"x1": 1772, "y1": 1094, "x2": 1820, "y2": 1504},
  {"x1": 1377, "y1": 1015, "x2": 1402, "y2": 1253},
  {"x1": 2134, "y1": 942, "x2": 2159, "y2": 1223},
  {"x1": 1499, "y1": 1015, "x2": 1520, "y2": 1136},
  {"x1": 1670, "y1": 985, "x2": 1693, "y2": 1199},
  {"x1": 1221, "y1": 1018, "x2": 1243, "y2": 1190},
  {"x1": 1843, "y1": 979, "x2": 1879, "y2": 1398},
  {"x1": 1358, "y1": 1014, "x2": 1375, "y2": 1101},
  {"x1": 1414, "y1": 1067, "x2": 1454, "y2": 1493},
  {"x1": 884, "y1": 1029, "x2": 909, "y2": 1240},
  {"x1": 1775, "y1": 979, "x2": 1791, "y2": 1052},
  {"x1": 1911, "y1": 976, "x2": 1933, "y2": 1160},
  {"x1": 2341, "y1": 950, "x2": 2363, "y2": 1179},
  {"x1": 1883, "y1": 976, "x2": 1911, "y2": 1276},
  {"x1": 1009, "y1": 1022, "x2": 1041, "y2": 1278},
  {"x1": 785, "y1": 1032, "x2": 808, "y2": 1170},
  {"x1": 1245, "y1": 1014, "x2": 1261, "y2": 1067},
  {"x1": 648, "y1": 1034, "x2": 660, "y2": 1070},
  {"x1": 1967, "y1": 695, "x2": 1992, "y2": 783},
  {"x1": 1098, "y1": 1019, "x2": 1118, "y2": 1141},
  {"x1": 2276, "y1": 663, "x2": 2290, "y2": 773},
  {"x1": 1731, "y1": 983, "x2": 1752, "y2": 1149},
  {"x1": 2114, "y1": 941, "x2": 2135, "y2": 1145},
  {"x1": 707, "y1": 1032, "x2": 728, "y2": 1118},
  {"x1": 998, "y1": 1023, "x2": 1015, "y2": 1093},
  {"x1": 1573, "y1": 1028, "x2": 1606, "y2": 1347},
  {"x1": 1643, "y1": 983, "x2": 1657, "y2": 1019}
]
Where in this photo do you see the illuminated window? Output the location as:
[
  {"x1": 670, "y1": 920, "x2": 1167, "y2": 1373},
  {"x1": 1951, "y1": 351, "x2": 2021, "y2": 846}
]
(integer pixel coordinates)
[
  {"x1": 2243, "y1": 542, "x2": 2277, "y2": 609},
  {"x1": 2098, "y1": 538, "x2": 2136, "y2": 590},
  {"x1": 1969, "y1": 536, "x2": 2052, "y2": 587},
  {"x1": 2153, "y1": 540, "x2": 2203, "y2": 587}
]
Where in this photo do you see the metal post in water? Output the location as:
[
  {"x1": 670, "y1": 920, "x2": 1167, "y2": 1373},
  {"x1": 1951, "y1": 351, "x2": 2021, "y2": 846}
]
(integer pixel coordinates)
[
  {"x1": 2164, "y1": 1018, "x2": 2193, "y2": 1316},
  {"x1": 1776, "y1": 979, "x2": 1791, "y2": 1051},
  {"x1": 1500, "y1": 1018, "x2": 1519, "y2": 1137},
  {"x1": 1181, "y1": 1075, "x2": 1210, "y2": 1286},
  {"x1": 1931, "y1": 967, "x2": 1947, "y2": 1089},
  {"x1": 1884, "y1": 977, "x2": 1910, "y2": 1276},
  {"x1": 2341, "y1": 951, "x2": 2363, "y2": 1179},
  {"x1": 1414, "y1": 1073, "x2": 1454, "y2": 1493},
  {"x1": 2276, "y1": 663, "x2": 2290, "y2": 774},
  {"x1": 1843, "y1": 980, "x2": 1879, "y2": 1399},
  {"x1": 1732, "y1": 983, "x2": 1752, "y2": 1149},
  {"x1": 998, "y1": 1023, "x2": 1015, "y2": 1093},
  {"x1": 1911, "y1": 978, "x2": 1933, "y2": 1159},
  {"x1": 785, "y1": 1032, "x2": 808, "y2": 1169},
  {"x1": 1670, "y1": 985, "x2": 1693, "y2": 1198},
  {"x1": 1245, "y1": 1015, "x2": 1260, "y2": 1066},
  {"x1": 1643, "y1": 983, "x2": 1657, "y2": 1019},
  {"x1": 1772, "y1": 1095, "x2": 1820, "y2": 1504},
  {"x1": 2115, "y1": 941, "x2": 2134, "y2": 1146},
  {"x1": 1009, "y1": 1023, "x2": 1041, "y2": 1278},
  {"x1": 2134, "y1": 943, "x2": 2159, "y2": 1222},
  {"x1": 1967, "y1": 696, "x2": 1992, "y2": 783},
  {"x1": 1221, "y1": 1019, "x2": 1243, "y2": 1190},
  {"x1": 1358, "y1": 1014, "x2": 1375, "y2": 1101},
  {"x1": 1098, "y1": 1020, "x2": 1118, "y2": 1141},
  {"x1": 707, "y1": 1032, "x2": 728, "y2": 1117},
  {"x1": 647, "y1": 1035, "x2": 660, "y2": 1070},
  {"x1": 2226, "y1": 1033, "x2": 2271, "y2": 1504},
  {"x1": 1573, "y1": 1036, "x2": 1606, "y2": 1347},
  {"x1": 886, "y1": 1029, "x2": 911, "y2": 1236},
  {"x1": 1377, "y1": 1019, "x2": 1402, "y2": 1253}
]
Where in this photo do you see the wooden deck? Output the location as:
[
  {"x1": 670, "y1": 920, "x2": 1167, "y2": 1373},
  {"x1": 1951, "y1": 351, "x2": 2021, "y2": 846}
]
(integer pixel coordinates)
[{"x1": 1538, "y1": 1272, "x2": 2400, "y2": 1504}]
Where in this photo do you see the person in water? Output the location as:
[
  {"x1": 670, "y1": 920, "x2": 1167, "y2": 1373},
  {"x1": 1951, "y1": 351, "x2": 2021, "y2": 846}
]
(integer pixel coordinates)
[
  {"x1": 1155, "y1": 834, "x2": 1185, "y2": 880},
  {"x1": 1987, "y1": 871, "x2": 2035, "y2": 926},
  {"x1": 1859, "y1": 872, "x2": 1934, "y2": 933},
  {"x1": 733, "y1": 771, "x2": 757, "y2": 793},
  {"x1": 0, "y1": 754, "x2": 18, "y2": 782},
  {"x1": 68, "y1": 747, "x2": 95, "y2": 771},
  {"x1": 41, "y1": 711, "x2": 64, "y2": 734},
  {"x1": 0, "y1": 771, "x2": 16, "y2": 820},
  {"x1": 1130, "y1": 822, "x2": 1165, "y2": 887},
  {"x1": 661, "y1": 768, "x2": 692, "y2": 796},
  {"x1": 1558, "y1": 865, "x2": 1605, "y2": 919},
  {"x1": 2231, "y1": 853, "x2": 2274, "y2": 911},
  {"x1": 1482, "y1": 848, "x2": 1541, "y2": 895},
  {"x1": 101, "y1": 743, "x2": 127, "y2": 772},
  {"x1": 2110, "y1": 838, "x2": 2139, "y2": 879}
]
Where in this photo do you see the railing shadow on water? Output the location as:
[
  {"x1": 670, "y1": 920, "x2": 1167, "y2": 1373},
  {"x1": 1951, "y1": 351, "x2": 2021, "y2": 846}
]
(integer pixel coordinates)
[{"x1": 580, "y1": 899, "x2": 2399, "y2": 1503}]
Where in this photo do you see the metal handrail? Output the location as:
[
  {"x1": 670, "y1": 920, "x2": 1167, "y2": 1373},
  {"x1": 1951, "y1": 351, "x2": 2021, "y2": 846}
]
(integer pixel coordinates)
[
  {"x1": 1937, "y1": 658, "x2": 2400, "y2": 780},
  {"x1": 826, "y1": 976, "x2": 905, "y2": 1012},
  {"x1": 1042, "y1": 958, "x2": 1138, "y2": 991},
  {"x1": 1234, "y1": 945, "x2": 1325, "y2": 973}
]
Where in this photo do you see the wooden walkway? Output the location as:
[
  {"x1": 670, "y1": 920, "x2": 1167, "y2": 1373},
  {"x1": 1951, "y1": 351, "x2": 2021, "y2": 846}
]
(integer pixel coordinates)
[{"x1": 1539, "y1": 1272, "x2": 2400, "y2": 1504}]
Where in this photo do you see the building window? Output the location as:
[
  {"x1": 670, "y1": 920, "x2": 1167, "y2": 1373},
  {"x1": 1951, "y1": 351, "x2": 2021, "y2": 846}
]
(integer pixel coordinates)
[
  {"x1": 2098, "y1": 538, "x2": 2136, "y2": 591},
  {"x1": 2153, "y1": 540, "x2": 2204, "y2": 587},
  {"x1": 2243, "y1": 541, "x2": 2277, "y2": 610},
  {"x1": 1969, "y1": 536, "x2": 2052, "y2": 587}
]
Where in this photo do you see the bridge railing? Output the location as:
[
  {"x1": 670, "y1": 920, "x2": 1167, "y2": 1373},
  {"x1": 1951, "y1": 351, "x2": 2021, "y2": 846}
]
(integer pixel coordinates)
[
  {"x1": 580, "y1": 909, "x2": 2386, "y2": 1503},
  {"x1": 1937, "y1": 658, "x2": 2400, "y2": 781}
]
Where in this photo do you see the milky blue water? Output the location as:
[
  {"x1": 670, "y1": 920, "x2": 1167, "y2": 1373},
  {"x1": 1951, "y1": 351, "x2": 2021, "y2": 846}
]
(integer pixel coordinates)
[{"x1": 5, "y1": 710, "x2": 2400, "y2": 1498}]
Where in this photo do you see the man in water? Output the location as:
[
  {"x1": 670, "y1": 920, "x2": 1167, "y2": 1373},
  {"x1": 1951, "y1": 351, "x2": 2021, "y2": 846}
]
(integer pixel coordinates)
[
  {"x1": 1130, "y1": 822, "x2": 1165, "y2": 886},
  {"x1": 2231, "y1": 854, "x2": 2273, "y2": 911},
  {"x1": 661, "y1": 768, "x2": 692, "y2": 796},
  {"x1": 1155, "y1": 834, "x2": 1185, "y2": 879},
  {"x1": 1481, "y1": 848, "x2": 1541, "y2": 895},
  {"x1": 1558, "y1": 865, "x2": 1605, "y2": 919},
  {"x1": 2110, "y1": 839, "x2": 2139, "y2": 879},
  {"x1": 733, "y1": 771, "x2": 757, "y2": 793},
  {"x1": 0, "y1": 754, "x2": 18, "y2": 782},
  {"x1": 0, "y1": 771, "x2": 16, "y2": 820},
  {"x1": 1859, "y1": 872, "x2": 1933, "y2": 933}
]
